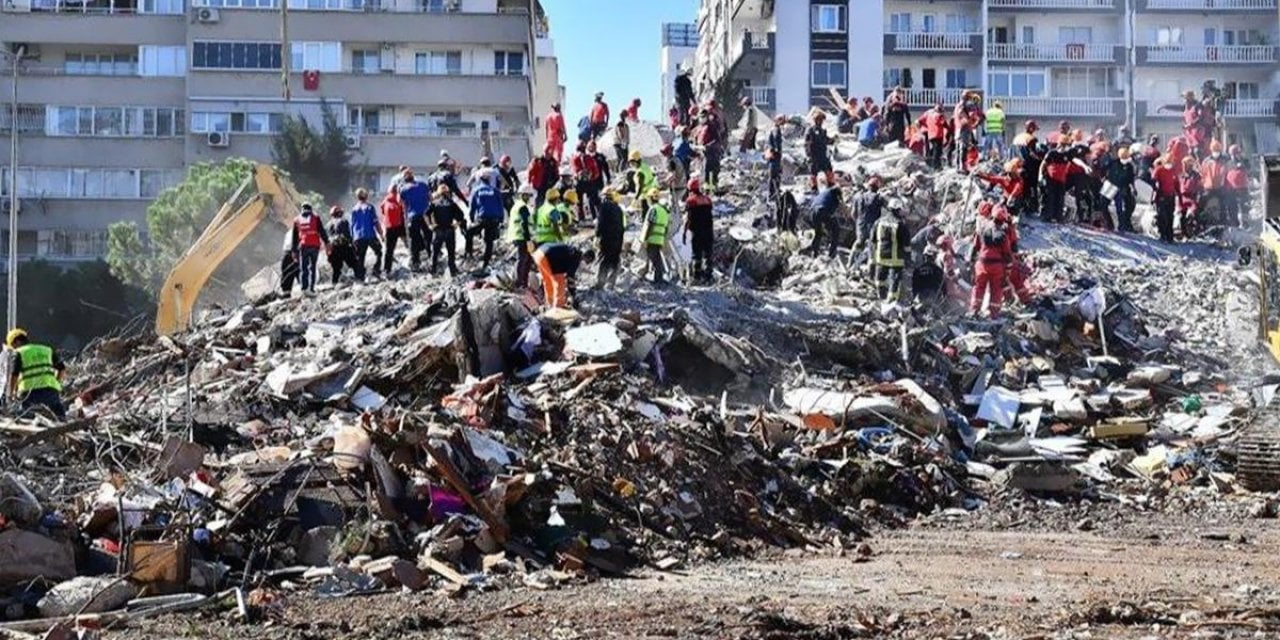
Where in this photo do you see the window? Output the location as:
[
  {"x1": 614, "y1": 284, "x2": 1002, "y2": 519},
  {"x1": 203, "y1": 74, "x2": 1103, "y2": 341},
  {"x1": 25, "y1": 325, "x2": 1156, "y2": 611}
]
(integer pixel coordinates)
[
  {"x1": 1053, "y1": 67, "x2": 1115, "y2": 98},
  {"x1": 286, "y1": 0, "x2": 343, "y2": 8},
  {"x1": 139, "y1": 45, "x2": 186, "y2": 77},
  {"x1": 888, "y1": 13, "x2": 911, "y2": 33},
  {"x1": 1221, "y1": 30, "x2": 1258, "y2": 46},
  {"x1": 38, "y1": 230, "x2": 109, "y2": 259},
  {"x1": 414, "y1": 51, "x2": 462, "y2": 75},
  {"x1": 1152, "y1": 27, "x2": 1183, "y2": 45},
  {"x1": 190, "y1": 110, "x2": 282, "y2": 134},
  {"x1": 198, "y1": 0, "x2": 279, "y2": 7},
  {"x1": 1021, "y1": 26, "x2": 1035, "y2": 44},
  {"x1": 921, "y1": 68, "x2": 936, "y2": 89},
  {"x1": 988, "y1": 70, "x2": 1046, "y2": 97},
  {"x1": 1058, "y1": 27, "x2": 1093, "y2": 44},
  {"x1": 945, "y1": 69, "x2": 967, "y2": 89},
  {"x1": 139, "y1": 0, "x2": 183, "y2": 13},
  {"x1": 420, "y1": 0, "x2": 455, "y2": 12},
  {"x1": 0, "y1": 105, "x2": 44, "y2": 135},
  {"x1": 1227, "y1": 82, "x2": 1260, "y2": 100},
  {"x1": 920, "y1": 14, "x2": 936, "y2": 34},
  {"x1": 494, "y1": 51, "x2": 524, "y2": 76},
  {"x1": 46, "y1": 106, "x2": 183, "y2": 137},
  {"x1": 64, "y1": 53, "x2": 137, "y2": 76},
  {"x1": 0, "y1": 167, "x2": 173, "y2": 200},
  {"x1": 348, "y1": 107, "x2": 382, "y2": 134},
  {"x1": 810, "y1": 60, "x2": 846, "y2": 88},
  {"x1": 884, "y1": 68, "x2": 905, "y2": 88},
  {"x1": 192, "y1": 41, "x2": 282, "y2": 70},
  {"x1": 945, "y1": 14, "x2": 976, "y2": 34},
  {"x1": 810, "y1": 5, "x2": 846, "y2": 33},
  {"x1": 291, "y1": 42, "x2": 341, "y2": 72},
  {"x1": 351, "y1": 50, "x2": 380, "y2": 74}
]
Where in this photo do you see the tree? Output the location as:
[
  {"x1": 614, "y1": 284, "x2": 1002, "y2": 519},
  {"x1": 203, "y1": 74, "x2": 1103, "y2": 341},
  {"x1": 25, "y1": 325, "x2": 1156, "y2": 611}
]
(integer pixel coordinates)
[
  {"x1": 0, "y1": 260, "x2": 151, "y2": 351},
  {"x1": 107, "y1": 157, "x2": 257, "y2": 294},
  {"x1": 270, "y1": 101, "x2": 361, "y2": 202}
]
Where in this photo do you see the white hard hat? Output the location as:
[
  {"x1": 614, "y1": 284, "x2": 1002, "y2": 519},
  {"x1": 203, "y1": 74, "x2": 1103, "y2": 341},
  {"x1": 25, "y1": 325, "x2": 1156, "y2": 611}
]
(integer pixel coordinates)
[
  {"x1": 1128, "y1": 142, "x2": 1146, "y2": 157},
  {"x1": 518, "y1": 183, "x2": 536, "y2": 196}
]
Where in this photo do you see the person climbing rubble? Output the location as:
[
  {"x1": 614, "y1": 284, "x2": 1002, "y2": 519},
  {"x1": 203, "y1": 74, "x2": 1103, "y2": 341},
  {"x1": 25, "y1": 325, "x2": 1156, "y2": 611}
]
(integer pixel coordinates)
[
  {"x1": 975, "y1": 159, "x2": 1026, "y2": 215},
  {"x1": 684, "y1": 178, "x2": 715, "y2": 283},
  {"x1": 1012, "y1": 120, "x2": 1043, "y2": 212},
  {"x1": 291, "y1": 203, "x2": 330, "y2": 293},
  {"x1": 1150, "y1": 153, "x2": 1179, "y2": 243},
  {"x1": 427, "y1": 184, "x2": 465, "y2": 277},
  {"x1": 380, "y1": 184, "x2": 406, "y2": 275},
  {"x1": 767, "y1": 115, "x2": 786, "y2": 201},
  {"x1": 662, "y1": 143, "x2": 688, "y2": 218},
  {"x1": 527, "y1": 145, "x2": 560, "y2": 206},
  {"x1": 870, "y1": 198, "x2": 909, "y2": 303},
  {"x1": 1199, "y1": 140, "x2": 1228, "y2": 225},
  {"x1": 917, "y1": 103, "x2": 949, "y2": 170},
  {"x1": 883, "y1": 87, "x2": 911, "y2": 146},
  {"x1": 739, "y1": 96, "x2": 758, "y2": 153},
  {"x1": 399, "y1": 171, "x2": 431, "y2": 272},
  {"x1": 1104, "y1": 146, "x2": 1137, "y2": 233},
  {"x1": 350, "y1": 188, "x2": 382, "y2": 281},
  {"x1": 571, "y1": 141, "x2": 607, "y2": 222},
  {"x1": 804, "y1": 111, "x2": 834, "y2": 191},
  {"x1": 545, "y1": 103, "x2": 567, "y2": 163},
  {"x1": 806, "y1": 176, "x2": 844, "y2": 260},
  {"x1": 497, "y1": 154, "x2": 520, "y2": 212},
  {"x1": 508, "y1": 184, "x2": 536, "y2": 289},
  {"x1": 589, "y1": 92, "x2": 611, "y2": 139},
  {"x1": 968, "y1": 205, "x2": 1016, "y2": 318},
  {"x1": 6, "y1": 329, "x2": 66, "y2": 421},
  {"x1": 465, "y1": 178, "x2": 505, "y2": 269},
  {"x1": 697, "y1": 106, "x2": 724, "y2": 190},
  {"x1": 640, "y1": 188, "x2": 672, "y2": 285},
  {"x1": 1039, "y1": 137, "x2": 1072, "y2": 223},
  {"x1": 532, "y1": 242, "x2": 593, "y2": 309},
  {"x1": 851, "y1": 176, "x2": 885, "y2": 263},
  {"x1": 1178, "y1": 155, "x2": 1204, "y2": 237},
  {"x1": 625, "y1": 150, "x2": 657, "y2": 200},
  {"x1": 594, "y1": 187, "x2": 627, "y2": 290},
  {"x1": 623, "y1": 97, "x2": 641, "y2": 122},
  {"x1": 1226, "y1": 146, "x2": 1250, "y2": 229},
  {"x1": 325, "y1": 205, "x2": 358, "y2": 285},
  {"x1": 612, "y1": 114, "x2": 631, "y2": 174}
]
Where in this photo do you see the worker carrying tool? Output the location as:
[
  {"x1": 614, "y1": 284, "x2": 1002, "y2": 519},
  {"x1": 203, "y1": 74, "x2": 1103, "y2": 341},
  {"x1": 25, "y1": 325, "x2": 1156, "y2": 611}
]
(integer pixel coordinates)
[
  {"x1": 869, "y1": 198, "x2": 910, "y2": 302},
  {"x1": 532, "y1": 242, "x2": 593, "y2": 309},
  {"x1": 6, "y1": 329, "x2": 67, "y2": 421},
  {"x1": 969, "y1": 205, "x2": 1016, "y2": 317}
]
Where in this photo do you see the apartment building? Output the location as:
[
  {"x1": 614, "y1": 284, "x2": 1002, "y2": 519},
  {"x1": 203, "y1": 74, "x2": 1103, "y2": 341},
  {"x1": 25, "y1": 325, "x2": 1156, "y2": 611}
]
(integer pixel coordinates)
[
  {"x1": 660, "y1": 23, "x2": 699, "y2": 115},
  {"x1": 0, "y1": 0, "x2": 549, "y2": 264},
  {"x1": 694, "y1": 0, "x2": 1278, "y2": 151}
]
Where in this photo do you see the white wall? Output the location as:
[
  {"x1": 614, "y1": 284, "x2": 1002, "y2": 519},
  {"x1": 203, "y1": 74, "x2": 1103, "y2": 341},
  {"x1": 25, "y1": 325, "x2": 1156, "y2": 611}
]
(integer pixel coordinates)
[
  {"x1": 849, "y1": 0, "x2": 886, "y2": 105},
  {"x1": 461, "y1": 0, "x2": 497, "y2": 12},
  {"x1": 773, "y1": 0, "x2": 809, "y2": 114}
]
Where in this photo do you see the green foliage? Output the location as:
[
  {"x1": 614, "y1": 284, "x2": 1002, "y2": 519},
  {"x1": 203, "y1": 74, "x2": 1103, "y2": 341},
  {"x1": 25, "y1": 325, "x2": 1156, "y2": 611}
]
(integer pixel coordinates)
[
  {"x1": 0, "y1": 260, "x2": 151, "y2": 351},
  {"x1": 106, "y1": 157, "x2": 257, "y2": 294},
  {"x1": 270, "y1": 101, "x2": 360, "y2": 202}
]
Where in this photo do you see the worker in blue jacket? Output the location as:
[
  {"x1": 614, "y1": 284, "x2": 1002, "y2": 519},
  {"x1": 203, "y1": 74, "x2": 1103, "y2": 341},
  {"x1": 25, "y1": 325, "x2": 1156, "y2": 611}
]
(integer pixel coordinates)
[{"x1": 466, "y1": 181, "x2": 506, "y2": 269}]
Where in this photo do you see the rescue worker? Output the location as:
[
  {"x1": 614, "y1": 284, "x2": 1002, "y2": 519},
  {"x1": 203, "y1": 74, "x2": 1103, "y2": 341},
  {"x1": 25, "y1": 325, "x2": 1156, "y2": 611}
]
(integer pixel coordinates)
[
  {"x1": 291, "y1": 203, "x2": 330, "y2": 293},
  {"x1": 1178, "y1": 155, "x2": 1204, "y2": 237},
  {"x1": 983, "y1": 99, "x2": 1006, "y2": 157},
  {"x1": 1199, "y1": 140, "x2": 1229, "y2": 225},
  {"x1": 508, "y1": 184, "x2": 537, "y2": 289},
  {"x1": 697, "y1": 107, "x2": 724, "y2": 190},
  {"x1": 532, "y1": 242, "x2": 593, "y2": 309},
  {"x1": 426, "y1": 158, "x2": 466, "y2": 204},
  {"x1": 969, "y1": 207, "x2": 1015, "y2": 318},
  {"x1": 545, "y1": 103, "x2": 567, "y2": 163},
  {"x1": 1151, "y1": 154, "x2": 1179, "y2": 243},
  {"x1": 953, "y1": 91, "x2": 984, "y2": 172},
  {"x1": 856, "y1": 114, "x2": 880, "y2": 149},
  {"x1": 918, "y1": 103, "x2": 949, "y2": 170},
  {"x1": 806, "y1": 176, "x2": 844, "y2": 259},
  {"x1": 776, "y1": 188, "x2": 800, "y2": 233},
  {"x1": 851, "y1": 176, "x2": 886, "y2": 263},
  {"x1": 883, "y1": 89, "x2": 912, "y2": 146},
  {"x1": 380, "y1": 184, "x2": 406, "y2": 274},
  {"x1": 1226, "y1": 151, "x2": 1250, "y2": 229},
  {"x1": 976, "y1": 159, "x2": 1026, "y2": 215},
  {"x1": 767, "y1": 115, "x2": 786, "y2": 201},
  {"x1": 6, "y1": 329, "x2": 66, "y2": 420},
  {"x1": 325, "y1": 205, "x2": 359, "y2": 285},
  {"x1": 674, "y1": 71, "x2": 694, "y2": 127},
  {"x1": 626, "y1": 150, "x2": 657, "y2": 199},
  {"x1": 595, "y1": 187, "x2": 627, "y2": 289},
  {"x1": 1181, "y1": 91, "x2": 1208, "y2": 159},
  {"x1": 684, "y1": 178, "x2": 715, "y2": 283},
  {"x1": 589, "y1": 92, "x2": 611, "y2": 139},
  {"x1": 739, "y1": 95, "x2": 758, "y2": 152},
  {"x1": 497, "y1": 154, "x2": 520, "y2": 212},
  {"x1": 427, "y1": 184, "x2": 466, "y2": 277},
  {"x1": 804, "y1": 111, "x2": 834, "y2": 191},
  {"x1": 398, "y1": 171, "x2": 431, "y2": 271},
  {"x1": 623, "y1": 97, "x2": 641, "y2": 122},
  {"x1": 527, "y1": 145, "x2": 560, "y2": 205},
  {"x1": 612, "y1": 114, "x2": 631, "y2": 173},
  {"x1": 1106, "y1": 147, "x2": 1138, "y2": 233},
  {"x1": 870, "y1": 199, "x2": 910, "y2": 303},
  {"x1": 640, "y1": 189, "x2": 672, "y2": 285},
  {"x1": 465, "y1": 178, "x2": 505, "y2": 268},
  {"x1": 1012, "y1": 120, "x2": 1043, "y2": 211},
  {"x1": 280, "y1": 227, "x2": 299, "y2": 295},
  {"x1": 1039, "y1": 138, "x2": 1072, "y2": 222},
  {"x1": 662, "y1": 143, "x2": 688, "y2": 217},
  {"x1": 534, "y1": 188, "x2": 571, "y2": 248},
  {"x1": 350, "y1": 188, "x2": 382, "y2": 281},
  {"x1": 571, "y1": 141, "x2": 607, "y2": 221}
]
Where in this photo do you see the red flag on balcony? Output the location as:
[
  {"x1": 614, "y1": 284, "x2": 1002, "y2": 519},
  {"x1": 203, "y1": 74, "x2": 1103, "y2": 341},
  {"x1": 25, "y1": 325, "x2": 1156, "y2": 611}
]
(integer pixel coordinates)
[
  {"x1": 1065, "y1": 43, "x2": 1084, "y2": 60},
  {"x1": 303, "y1": 70, "x2": 320, "y2": 91}
]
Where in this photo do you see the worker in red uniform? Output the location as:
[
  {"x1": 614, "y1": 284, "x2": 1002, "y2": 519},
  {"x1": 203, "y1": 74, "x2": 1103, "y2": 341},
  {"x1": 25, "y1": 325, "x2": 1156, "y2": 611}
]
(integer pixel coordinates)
[
  {"x1": 570, "y1": 141, "x2": 607, "y2": 221},
  {"x1": 1181, "y1": 91, "x2": 1208, "y2": 158},
  {"x1": 380, "y1": 185, "x2": 406, "y2": 274},
  {"x1": 683, "y1": 178, "x2": 715, "y2": 284},
  {"x1": 1178, "y1": 155, "x2": 1204, "y2": 237},
  {"x1": 1150, "y1": 154, "x2": 1179, "y2": 242},
  {"x1": 1199, "y1": 140, "x2": 1228, "y2": 225},
  {"x1": 1226, "y1": 149, "x2": 1250, "y2": 229},
  {"x1": 623, "y1": 98, "x2": 641, "y2": 122},
  {"x1": 1165, "y1": 135, "x2": 1190, "y2": 172},
  {"x1": 545, "y1": 103, "x2": 567, "y2": 163},
  {"x1": 589, "y1": 92, "x2": 611, "y2": 139},
  {"x1": 969, "y1": 206, "x2": 1015, "y2": 318},
  {"x1": 917, "y1": 103, "x2": 949, "y2": 170},
  {"x1": 291, "y1": 203, "x2": 330, "y2": 294},
  {"x1": 975, "y1": 159, "x2": 1025, "y2": 214},
  {"x1": 527, "y1": 144, "x2": 560, "y2": 206}
]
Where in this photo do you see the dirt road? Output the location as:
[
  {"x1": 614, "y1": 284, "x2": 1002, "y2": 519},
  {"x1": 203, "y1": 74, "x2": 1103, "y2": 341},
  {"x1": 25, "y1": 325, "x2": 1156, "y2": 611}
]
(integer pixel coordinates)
[{"x1": 108, "y1": 513, "x2": 1279, "y2": 639}]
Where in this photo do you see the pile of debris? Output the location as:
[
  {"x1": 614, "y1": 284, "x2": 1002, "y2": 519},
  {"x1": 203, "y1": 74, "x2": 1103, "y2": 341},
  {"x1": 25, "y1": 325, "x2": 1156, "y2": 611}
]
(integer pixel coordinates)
[{"x1": 0, "y1": 120, "x2": 1274, "y2": 634}]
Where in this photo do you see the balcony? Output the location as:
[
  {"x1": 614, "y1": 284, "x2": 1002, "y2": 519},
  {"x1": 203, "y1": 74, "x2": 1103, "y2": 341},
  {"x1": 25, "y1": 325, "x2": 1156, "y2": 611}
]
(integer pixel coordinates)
[
  {"x1": 885, "y1": 32, "x2": 981, "y2": 55},
  {"x1": 0, "y1": 9, "x2": 185, "y2": 45},
  {"x1": 989, "y1": 0, "x2": 1119, "y2": 9},
  {"x1": 185, "y1": 72, "x2": 532, "y2": 111},
  {"x1": 1145, "y1": 99, "x2": 1277, "y2": 119},
  {"x1": 741, "y1": 86, "x2": 776, "y2": 111},
  {"x1": 732, "y1": 0, "x2": 773, "y2": 20},
  {"x1": 1140, "y1": 0, "x2": 1276, "y2": 10},
  {"x1": 883, "y1": 87, "x2": 965, "y2": 108},
  {"x1": 1138, "y1": 45, "x2": 1277, "y2": 64},
  {"x1": 345, "y1": 128, "x2": 530, "y2": 166},
  {"x1": 0, "y1": 67, "x2": 185, "y2": 105},
  {"x1": 728, "y1": 30, "x2": 774, "y2": 75},
  {"x1": 186, "y1": 8, "x2": 530, "y2": 45},
  {"x1": 988, "y1": 43, "x2": 1122, "y2": 64},
  {"x1": 993, "y1": 97, "x2": 1125, "y2": 118}
]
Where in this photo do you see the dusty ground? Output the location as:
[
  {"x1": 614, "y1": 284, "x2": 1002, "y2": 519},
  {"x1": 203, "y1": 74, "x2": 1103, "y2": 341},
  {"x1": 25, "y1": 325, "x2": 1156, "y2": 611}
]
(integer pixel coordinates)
[{"x1": 102, "y1": 509, "x2": 1279, "y2": 640}]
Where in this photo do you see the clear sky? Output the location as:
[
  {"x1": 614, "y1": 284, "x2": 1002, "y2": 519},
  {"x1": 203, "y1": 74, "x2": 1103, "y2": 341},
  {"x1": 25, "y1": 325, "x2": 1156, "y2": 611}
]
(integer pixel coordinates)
[{"x1": 541, "y1": 0, "x2": 698, "y2": 122}]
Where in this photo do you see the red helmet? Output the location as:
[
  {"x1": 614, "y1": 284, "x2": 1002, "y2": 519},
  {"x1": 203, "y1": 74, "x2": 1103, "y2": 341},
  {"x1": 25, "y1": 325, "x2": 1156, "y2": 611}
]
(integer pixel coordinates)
[
  {"x1": 977, "y1": 201, "x2": 994, "y2": 218},
  {"x1": 687, "y1": 178, "x2": 702, "y2": 192},
  {"x1": 993, "y1": 205, "x2": 1011, "y2": 224},
  {"x1": 936, "y1": 235, "x2": 954, "y2": 250},
  {"x1": 867, "y1": 176, "x2": 882, "y2": 190},
  {"x1": 329, "y1": 205, "x2": 343, "y2": 216}
]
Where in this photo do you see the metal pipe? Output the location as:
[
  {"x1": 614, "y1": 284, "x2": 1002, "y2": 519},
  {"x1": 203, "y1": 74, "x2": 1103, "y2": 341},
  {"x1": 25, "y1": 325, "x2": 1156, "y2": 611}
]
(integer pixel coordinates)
[{"x1": 7, "y1": 46, "x2": 22, "y2": 333}]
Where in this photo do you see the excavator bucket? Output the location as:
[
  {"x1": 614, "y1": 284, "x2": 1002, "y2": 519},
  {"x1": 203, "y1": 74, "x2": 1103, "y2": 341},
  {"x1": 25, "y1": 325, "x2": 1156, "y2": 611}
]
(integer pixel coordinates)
[{"x1": 154, "y1": 164, "x2": 304, "y2": 336}]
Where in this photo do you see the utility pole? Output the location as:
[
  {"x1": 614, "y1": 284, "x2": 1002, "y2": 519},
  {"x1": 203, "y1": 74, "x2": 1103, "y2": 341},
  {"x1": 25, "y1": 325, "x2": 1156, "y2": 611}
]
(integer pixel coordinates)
[
  {"x1": 7, "y1": 45, "x2": 22, "y2": 333},
  {"x1": 280, "y1": 0, "x2": 290, "y2": 102}
]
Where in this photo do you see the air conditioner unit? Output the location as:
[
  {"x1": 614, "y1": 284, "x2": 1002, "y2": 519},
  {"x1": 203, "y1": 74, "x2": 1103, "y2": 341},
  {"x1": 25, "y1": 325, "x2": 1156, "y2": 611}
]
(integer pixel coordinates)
[
  {"x1": 344, "y1": 133, "x2": 361, "y2": 149},
  {"x1": 195, "y1": 7, "x2": 220, "y2": 23},
  {"x1": 206, "y1": 131, "x2": 229, "y2": 147}
]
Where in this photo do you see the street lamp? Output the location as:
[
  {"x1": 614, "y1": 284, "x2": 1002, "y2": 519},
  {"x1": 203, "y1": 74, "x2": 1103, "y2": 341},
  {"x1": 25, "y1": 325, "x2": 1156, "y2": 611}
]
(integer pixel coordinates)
[{"x1": 3, "y1": 45, "x2": 21, "y2": 334}]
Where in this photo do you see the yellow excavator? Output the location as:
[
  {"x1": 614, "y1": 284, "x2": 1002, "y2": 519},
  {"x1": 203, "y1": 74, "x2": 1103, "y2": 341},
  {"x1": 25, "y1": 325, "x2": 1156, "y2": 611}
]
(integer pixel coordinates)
[
  {"x1": 154, "y1": 164, "x2": 306, "y2": 336},
  {"x1": 1241, "y1": 154, "x2": 1280, "y2": 490}
]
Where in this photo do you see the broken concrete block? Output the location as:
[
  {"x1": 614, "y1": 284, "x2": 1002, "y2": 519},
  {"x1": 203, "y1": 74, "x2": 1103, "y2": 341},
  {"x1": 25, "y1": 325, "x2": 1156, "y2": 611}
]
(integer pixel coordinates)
[
  {"x1": 0, "y1": 473, "x2": 42, "y2": 527},
  {"x1": 157, "y1": 437, "x2": 207, "y2": 480},
  {"x1": 1090, "y1": 418, "x2": 1150, "y2": 440},
  {"x1": 297, "y1": 526, "x2": 340, "y2": 567},
  {"x1": 0, "y1": 529, "x2": 76, "y2": 587},
  {"x1": 1053, "y1": 396, "x2": 1089, "y2": 421},
  {"x1": 994, "y1": 462, "x2": 1082, "y2": 493},
  {"x1": 363, "y1": 556, "x2": 427, "y2": 591},
  {"x1": 565, "y1": 323, "x2": 624, "y2": 358},
  {"x1": 333, "y1": 423, "x2": 372, "y2": 473},
  {"x1": 38, "y1": 576, "x2": 139, "y2": 617}
]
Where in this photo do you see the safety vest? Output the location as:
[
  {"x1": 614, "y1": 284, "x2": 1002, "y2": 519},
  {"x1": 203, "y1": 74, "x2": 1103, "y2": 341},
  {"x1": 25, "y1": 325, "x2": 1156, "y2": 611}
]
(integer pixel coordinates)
[
  {"x1": 16, "y1": 344, "x2": 60, "y2": 394},
  {"x1": 295, "y1": 214, "x2": 322, "y2": 248},
  {"x1": 646, "y1": 204, "x2": 670, "y2": 246},
  {"x1": 556, "y1": 203, "x2": 576, "y2": 234},
  {"x1": 533, "y1": 202, "x2": 560, "y2": 244},
  {"x1": 873, "y1": 216, "x2": 904, "y2": 268},
  {"x1": 507, "y1": 200, "x2": 532, "y2": 242},
  {"x1": 631, "y1": 164, "x2": 655, "y2": 195},
  {"x1": 985, "y1": 107, "x2": 1005, "y2": 134}
]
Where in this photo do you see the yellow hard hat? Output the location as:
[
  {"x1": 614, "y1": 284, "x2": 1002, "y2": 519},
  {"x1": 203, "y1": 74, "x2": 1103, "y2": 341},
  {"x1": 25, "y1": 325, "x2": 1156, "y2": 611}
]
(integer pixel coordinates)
[
  {"x1": 603, "y1": 187, "x2": 620, "y2": 203},
  {"x1": 563, "y1": 190, "x2": 579, "y2": 204},
  {"x1": 546, "y1": 187, "x2": 561, "y2": 202},
  {"x1": 6, "y1": 328, "x2": 27, "y2": 348},
  {"x1": 629, "y1": 150, "x2": 642, "y2": 162},
  {"x1": 645, "y1": 188, "x2": 662, "y2": 200}
]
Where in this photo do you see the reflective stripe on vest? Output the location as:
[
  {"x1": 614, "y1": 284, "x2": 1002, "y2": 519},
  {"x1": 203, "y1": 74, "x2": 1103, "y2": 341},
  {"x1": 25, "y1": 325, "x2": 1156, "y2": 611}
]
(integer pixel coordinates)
[
  {"x1": 646, "y1": 204, "x2": 670, "y2": 246},
  {"x1": 295, "y1": 215, "x2": 322, "y2": 248},
  {"x1": 533, "y1": 203, "x2": 559, "y2": 244},
  {"x1": 873, "y1": 217, "x2": 904, "y2": 268},
  {"x1": 632, "y1": 164, "x2": 655, "y2": 194},
  {"x1": 507, "y1": 201, "x2": 532, "y2": 242},
  {"x1": 985, "y1": 108, "x2": 1005, "y2": 134},
  {"x1": 16, "y1": 344, "x2": 60, "y2": 394}
]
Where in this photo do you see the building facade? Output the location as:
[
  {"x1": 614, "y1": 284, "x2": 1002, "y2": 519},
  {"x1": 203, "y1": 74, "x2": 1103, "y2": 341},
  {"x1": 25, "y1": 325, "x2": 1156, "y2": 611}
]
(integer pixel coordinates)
[
  {"x1": 660, "y1": 22, "x2": 699, "y2": 116},
  {"x1": 0, "y1": 0, "x2": 549, "y2": 264},
  {"x1": 695, "y1": 0, "x2": 1278, "y2": 151}
]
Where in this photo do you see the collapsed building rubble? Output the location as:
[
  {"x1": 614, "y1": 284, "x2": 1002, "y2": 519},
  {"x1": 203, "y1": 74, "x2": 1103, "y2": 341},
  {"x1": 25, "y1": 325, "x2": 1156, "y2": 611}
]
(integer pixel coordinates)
[{"x1": 0, "y1": 119, "x2": 1276, "y2": 634}]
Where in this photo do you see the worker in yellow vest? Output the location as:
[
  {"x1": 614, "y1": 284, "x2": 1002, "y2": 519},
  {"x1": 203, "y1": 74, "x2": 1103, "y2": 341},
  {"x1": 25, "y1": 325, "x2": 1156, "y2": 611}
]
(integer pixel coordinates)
[
  {"x1": 869, "y1": 200, "x2": 910, "y2": 303},
  {"x1": 6, "y1": 328, "x2": 66, "y2": 420},
  {"x1": 507, "y1": 184, "x2": 536, "y2": 289},
  {"x1": 533, "y1": 188, "x2": 570, "y2": 247},
  {"x1": 626, "y1": 150, "x2": 656, "y2": 203},
  {"x1": 983, "y1": 100, "x2": 1007, "y2": 158},
  {"x1": 639, "y1": 188, "x2": 671, "y2": 285}
]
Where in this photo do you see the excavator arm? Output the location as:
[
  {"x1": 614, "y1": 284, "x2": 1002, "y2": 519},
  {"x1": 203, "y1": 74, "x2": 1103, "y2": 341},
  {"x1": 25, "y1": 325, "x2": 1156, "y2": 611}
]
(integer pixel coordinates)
[{"x1": 154, "y1": 164, "x2": 305, "y2": 336}]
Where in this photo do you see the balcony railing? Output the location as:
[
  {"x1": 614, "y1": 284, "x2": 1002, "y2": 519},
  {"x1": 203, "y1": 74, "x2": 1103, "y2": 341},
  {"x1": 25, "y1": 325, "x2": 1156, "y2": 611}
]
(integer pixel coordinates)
[
  {"x1": 1143, "y1": 44, "x2": 1276, "y2": 63},
  {"x1": 1145, "y1": 0, "x2": 1275, "y2": 9},
  {"x1": 989, "y1": 0, "x2": 1116, "y2": 7},
  {"x1": 1147, "y1": 99, "x2": 1276, "y2": 117},
  {"x1": 993, "y1": 97, "x2": 1122, "y2": 117},
  {"x1": 729, "y1": 30, "x2": 774, "y2": 70},
  {"x1": 890, "y1": 32, "x2": 979, "y2": 52},
  {"x1": 988, "y1": 43, "x2": 1118, "y2": 62},
  {"x1": 742, "y1": 86, "x2": 776, "y2": 110},
  {"x1": 344, "y1": 125, "x2": 527, "y2": 139},
  {"x1": 883, "y1": 87, "x2": 964, "y2": 107},
  {"x1": 6, "y1": 0, "x2": 183, "y2": 13}
]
